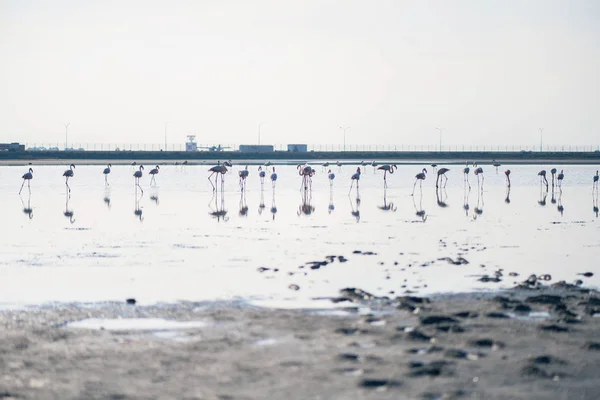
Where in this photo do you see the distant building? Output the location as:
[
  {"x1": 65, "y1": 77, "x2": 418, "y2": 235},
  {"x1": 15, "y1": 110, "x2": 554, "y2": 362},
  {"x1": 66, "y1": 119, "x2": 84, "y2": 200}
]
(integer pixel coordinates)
[
  {"x1": 0, "y1": 142, "x2": 25, "y2": 152},
  {"x1": 239, "y1": 145, "x2": 274, "y2": 153},
  {"x1": 287, "y1": 144, "x2": 307, "y2": 152}
]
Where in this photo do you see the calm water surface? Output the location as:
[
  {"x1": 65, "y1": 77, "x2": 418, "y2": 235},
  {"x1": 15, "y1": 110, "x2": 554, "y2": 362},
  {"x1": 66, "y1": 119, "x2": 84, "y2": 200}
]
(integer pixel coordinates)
[{"x1": 0, "y1": 163, "x2": 599, "y2": 308}]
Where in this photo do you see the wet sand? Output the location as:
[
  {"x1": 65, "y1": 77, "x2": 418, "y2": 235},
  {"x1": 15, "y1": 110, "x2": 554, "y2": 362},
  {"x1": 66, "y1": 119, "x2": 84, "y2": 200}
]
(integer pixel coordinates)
[{"x1": 2, "y1": 282, "x2": 600, "y2": 400}]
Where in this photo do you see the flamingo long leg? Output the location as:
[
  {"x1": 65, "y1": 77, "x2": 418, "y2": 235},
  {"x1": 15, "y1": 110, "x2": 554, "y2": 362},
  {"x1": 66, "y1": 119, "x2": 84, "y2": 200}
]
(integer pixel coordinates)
[
  {"x1": 411, "y1": 179, "x2": 418, "y2": 196},
  {"x1": 19, "y1": 179, "x2": 25, "y2": 195},
  {"x1": 65, "y1": 177, "x2": 71, "y2": 193},
  {"x1": 208, "y1": 172, "x2": 216, "y2": 191},
  {"x1": 444, "y1": 174, "x2": 448, "y2": 188}
]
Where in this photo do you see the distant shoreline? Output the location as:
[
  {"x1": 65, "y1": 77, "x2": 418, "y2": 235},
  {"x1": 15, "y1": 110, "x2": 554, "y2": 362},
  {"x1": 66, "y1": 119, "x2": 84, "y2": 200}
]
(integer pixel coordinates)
[{"x1": 0, "y1": 150, "x2": 599, "y2": 165}]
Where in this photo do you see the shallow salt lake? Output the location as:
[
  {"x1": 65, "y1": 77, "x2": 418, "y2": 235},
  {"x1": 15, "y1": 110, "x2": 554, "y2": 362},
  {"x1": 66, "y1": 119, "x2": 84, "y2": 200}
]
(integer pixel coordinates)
[{"x1": 0, "y1": 163, "x2": 599, "y2": 308}]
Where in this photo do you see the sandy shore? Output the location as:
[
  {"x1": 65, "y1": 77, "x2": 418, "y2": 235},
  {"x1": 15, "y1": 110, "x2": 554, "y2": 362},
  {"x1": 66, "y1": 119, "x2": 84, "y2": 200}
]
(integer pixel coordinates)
[{"x1": 1, "y1": 282, "x2": 600, "y2": 400}]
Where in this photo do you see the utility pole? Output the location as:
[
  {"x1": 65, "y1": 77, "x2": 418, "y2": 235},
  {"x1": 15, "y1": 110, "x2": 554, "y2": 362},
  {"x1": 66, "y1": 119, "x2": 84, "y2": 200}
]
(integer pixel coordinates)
[
  {"x1": 64, "y1": 123, "x2": 70, "y2": 150},
  {"x1": 258, "y1": 122, "x2": 265, "y2": 145},
  {"x1": 340, "y1": 126, "x2": 350, "y2": 152},
  {"x1": 164, "y1": 121, "x2": 170, "y2": 151},
  {"x1": 436, "y1": 127, "x2": 443, "y2": 152},
  {"x1": 539, "y1": 127, "x2": 543, "y2": 152}
]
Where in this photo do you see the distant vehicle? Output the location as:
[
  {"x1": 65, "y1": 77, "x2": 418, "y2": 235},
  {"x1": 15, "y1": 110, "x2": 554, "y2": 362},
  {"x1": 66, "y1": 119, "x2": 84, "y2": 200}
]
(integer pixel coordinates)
[{"x1": 199, "y1": 144, "x2": 231, "y2": 152}]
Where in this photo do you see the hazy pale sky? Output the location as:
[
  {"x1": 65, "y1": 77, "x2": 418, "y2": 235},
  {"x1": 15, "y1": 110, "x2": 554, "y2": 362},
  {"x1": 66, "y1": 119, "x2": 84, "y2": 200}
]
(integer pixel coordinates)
[{"x1": 1, "y1": 0, "x2": 599, "y2": 148}]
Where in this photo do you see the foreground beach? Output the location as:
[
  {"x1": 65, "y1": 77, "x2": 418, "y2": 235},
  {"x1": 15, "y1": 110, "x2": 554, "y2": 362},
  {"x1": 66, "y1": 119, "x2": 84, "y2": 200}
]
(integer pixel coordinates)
[{"x1": 1, "y1": 282, "x2": 599, "y2": 400}]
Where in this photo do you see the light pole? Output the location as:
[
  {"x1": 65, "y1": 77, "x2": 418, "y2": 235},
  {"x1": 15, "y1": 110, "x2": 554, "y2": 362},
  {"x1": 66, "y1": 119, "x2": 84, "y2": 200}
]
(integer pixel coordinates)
[
  {"x1": 539, "y1": 127, "x2": 543, "y2": 152},
  {"x1": 258, "y1": 122, "x2": 265, "y2": 145},
  {"x1": 164, "y1": 121, "x2": 170, "y2": 151},
  {"x1": 436, "y1": 127, "x2": 443, "y2": 152},
  {"x1": 340, "y1": 126, "x2": 349, "y2": 152},
  {"x1": 64, "y1": 123, "x2": 70, "y2": 150}
]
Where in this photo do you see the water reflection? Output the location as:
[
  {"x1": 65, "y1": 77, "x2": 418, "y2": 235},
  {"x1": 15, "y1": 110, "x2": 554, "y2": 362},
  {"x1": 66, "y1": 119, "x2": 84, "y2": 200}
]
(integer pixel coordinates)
[
  {"x1": 378, "y1": 188, "x2": 396, "y2": 212},
  {"x1": 551, "y1": 189, "x2": 557, "y2": 205},
  {"x1": 298, "y1": 188, "x2": 315, "y2": 216},
  {"x1": 150, "y1": 188, "x2": 159, "y2": 206},
  {"x1": 104, "y1": 188, "x2": 111, "y2": 209},
  {"x1": 328, "y1": 187, "x2": 335, "y2": 214},
  {"x1": 593, "y1": 192, "x2": 599, "y2": 217},
  {"x1": 436, "y1": 187, "x2": 448, "y2": 208},
  {"x1": 239, "y1": 191, "x2": 249, "y2": 217},
  {"x1": 538, "y1": 185, "x2": 548, "y2": 206},
  {"x1": 208, "y1": 192, "x2": 228, "y2": 222},
  {"x1": 505, "y1": 186, "x2": 511, "y2": 204},
  {"x1": 258, "y1": 185, "x2": 266, "y2": 215},
  {"x1": 463, "y1": 187, "x2": 471, "y2": 216},
  {"x1": 557, "y1": 192, "x2": 564, "y2": 216},
  {"x1": 473, "y1": 190, "x2": 484, "y2": 220},
  {"x1": 270, "y1": 192, "x2": 277, "y2": 220},
  {"x1": 349, "y1": 194, "x2": 361, "y2": 222},
  {"x1": 20, "y1": 193, "x2": 33, "y2": 220},
  {"x1": 134, "y1": 192, "x2": 143, "y2": 222},
  {"x1": 412, "y1": 192, "x2": 426, "y2": 222},
  {"x1": 64, "y1": 193, "x2": 75, "y2": 224}
]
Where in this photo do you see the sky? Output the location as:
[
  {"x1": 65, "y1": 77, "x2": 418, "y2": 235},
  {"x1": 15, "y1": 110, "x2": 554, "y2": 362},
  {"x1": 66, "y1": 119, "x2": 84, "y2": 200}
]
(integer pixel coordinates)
[{"x1": 1, "y1": 0, "x2": 599, "y2": 149}]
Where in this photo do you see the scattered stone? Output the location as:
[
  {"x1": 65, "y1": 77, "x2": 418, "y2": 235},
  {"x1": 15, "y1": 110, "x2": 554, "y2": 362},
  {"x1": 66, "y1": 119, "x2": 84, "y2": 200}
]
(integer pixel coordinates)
[
  {"x1": 408, "y1": 360, "x2": 454, "y2": 377},
  {"x1": 338, "y1": 256, "x2": 348, "y2": 263},
  {"x1": 405, "y1": 330, "x2": 433, "y2": 342},
  {"x1": 469, "y1": 339, "x2": 505, "y2": 349},
  {"x1": 338, "y1": 353, "x2": 360, "y2": 362},
  {"x1": 531, "y1": 355, "x2": 567, "y2": 365},
  {"x1": 486, "y1": 312, "x2": 510, "y2": 319},
  {"x1": 125, "y1": 298, "x2": 136, "y2": 305},
  {"x1": 514, "y1": 304, "x2": 532, "y2": 313},
  {"x1": 478, "y1": 275, "x2": 501, "y2": 283},
  {"x1": 584, "y1": 342, "x2": 600, "y2": 351},
  {"x1": 420, "y1": 316, "x2": 459, "y2": 325},
  {"x1": 526, "y1": 295, "x2": 563, "y2": 305},
  {"x1": 579, "y1": 272, "x2": 594, "y2": 277},
  {"x1": 539, "y1": 324, "x2": 569, "y2": 333},
  {"x1": 435, "y1": 325, "x2": 467, "y2": 333},
  {"x1": 444, "y1": 349, "x2": 469, "y2": 359},
  {"x1": 359, "y1": 379, "x2": 401, "y2": 389},
  {"x1": 438, "y1": 257, "x2": 469, "y2": 265},
  {"x1": 257, "y1": 267, "x2": 270, "y2": 272},
  {"x1": 453, "y1": 311, "x2": 479, "y2": 319},
  {"x1": 288, "y1": 284, "x2": 300, "y2": 291}
]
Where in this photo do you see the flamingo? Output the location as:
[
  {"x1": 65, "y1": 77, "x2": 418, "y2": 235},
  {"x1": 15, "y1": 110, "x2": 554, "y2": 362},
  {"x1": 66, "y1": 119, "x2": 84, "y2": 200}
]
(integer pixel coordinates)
[
  {"x1": 133, "y1": 165, "x2": 144, "y2": 194},
  {"x1": 103, "y1": 164, "x2": 111, "y2": 186},
  {"x1": 431, "y1": 164, "x2": 438, "y2": 173},
  {"x1": 298, "y1": 164, "x2": 315, "y2": 191},
  {"x1": 19, "y1": 168, "x2": 33, "y2": 194},
  {"x1": 208, "y1": 163, "x2": 227, "y2": 192},
  {"x1": 270, "y1": 167, "x2": 278, "y2": 189},
  {"x1": 328, "y1": 169, "x2": 335, "y2": 188},
  {"x1": 321, "y1": 161, "x2": 330, "y2": 171},
  {"x1": 63, "y1": 164, "x2": 75, "y2": 193},
  {"x1": 238, "y1": 165, "x2": 249, "y2": 191},
  {"x1": 463, "y1": 163, "x2": 471, "y2": 190},
  {"x1": 593, "y1": 170, "x2": 599, "y2": 191},
  {"x1": 371, "y1": 160, "x2": 378, "y2": 173},
  {"x1": 505, "y1": 169, "x2": 511, "y2": 188},
  {"x1": 264, "y1": 161, "x2": 272, "y2": 167},
  {"x1": 436, "y1": 167, "x2": 449, "y2": 188},
  {"x1": 550, "y1": 168, "x2": 557, "y2": 188},
  {"x1": 412, "y1": 168, "x2": 427, "y2": 196},
  {"x1": 336, "y1": 160, "x2": 342, "y2": 172},
  {"x1": 149, "y1": 165, "x2": 160, "y2": 186},
  {"x1": 557, "y1": 170, "x2": 564, "y2": 189},
  {"x1": 349, "y1": 167, "x2": 361, "y2": 195},
  {"x1": 258, "y1": 166, "x2": 266, "y2": 185},
  {"x1": 493, "y1": 160, "x2": 501, "y2": 173},
  {"x1": 223, "y1": 160, "x2": 233, "y2": 167},
  {"x1": 377, "y1": 164, "x2": 397, "y2": 188},
  {"x1": 538, "y1": 170, "x2": 548, "y2": 190},
  {"x1": 474, "y1": 165, "x2": 484, "y2": 191},
  {"x1": 360, "y1": 161, "x2": 369, "y2": 167}
]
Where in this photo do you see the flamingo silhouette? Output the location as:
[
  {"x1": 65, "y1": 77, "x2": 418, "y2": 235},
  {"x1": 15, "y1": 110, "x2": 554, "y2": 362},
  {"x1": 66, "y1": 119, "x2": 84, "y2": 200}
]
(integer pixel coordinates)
[
  {"x1": 412, "y1": 168, "x2": 427, "y2": 196},
  {"x1": 594, "y1": 170, "x2": 599, "y2": 192},
  {"x1": 102, "y1": 164, "x2": 111, "y2": 187},
  {"x1": 493, "y1": 160, "x2": 501, "y2": 173},
  {"x1": 208, "y1": 163, "x2": 227, "y2": 192},
  {"x1": 463, "y1": 162, "x2": 471, "y2": 190},
  {"x1": 258, "y1": 166, "x2": 266, "y2": 185},
  {"x1": 377, "y1": 164, "x2": 397, "y2": 188},
  {"x1": 149, "y1": 165, "x2": 160, "y2": 186},
  {"x1": 550, "y1": 168, "x2": 557, "y2": 188},
  {"x1": 298, "y1": 164, "x2": 315, "y2": 191},
  {"x1": 349, "y1": 167, "x2": 361, "y2": 195},
  {"x1": 270, "y1": 167, "x2": 278, "y2": 189},
  {"x1": 538, "y1": 170, "x2": 548, "y2": 191},
  {"x1": 328, "y1": 169, "x2": 335, "y2": 188},
  {"x1": 436, "y1": 167, "x2": 449, "y2": 188},
  {"x1": 63, "y1": 164, "x2": 75, "y2": 193},
  {"x1": 133, "y1": 165, "x2": 144, "y2": 194},
  {"x1": 505, "y1": 169, "x2": 511, "y2": 188},
  {"x1": 557, "y1": 170, "x2": 564, "y2": 190},
  {"x1": 474, "y1": 165, "x2": 484, "y2": 191},
  {"x1": 238, "y1": 165, "x2": 249, "y2": 191},
  {"x1": 19, "y1": 168, "x2": 33, "y2": 194}
]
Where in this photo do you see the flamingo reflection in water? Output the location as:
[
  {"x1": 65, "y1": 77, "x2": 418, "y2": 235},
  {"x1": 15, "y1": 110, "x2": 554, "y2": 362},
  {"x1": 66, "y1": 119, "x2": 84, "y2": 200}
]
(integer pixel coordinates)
[
  {"x1": 557, "y1": 192, "x2": 564, "y2": 216},
  {"x1": 298, "y1": 189, "x2": 315, "y2": 216},
  {"x1": 20, "y1": 193, "x2": 33, "y2": 220},
  {"x1": 505, "y1": 186, "x2": 511, "y2": 204},
  {"x1": 64, "y1": 192, "x2": 75, "y2": 224},
  {"x1": 593, "y1": 191, "x2": 599, "y2": 217},
  {"x1": 378, "y1": 188, "x2": 397, "y2": 212},
  {"x1": 328, "y1": 186, "x2": 335, "y2": 214},
  {"x1": 239, "y1": 191, "x2": 249, "y2": 217},
  {"x1": 104, "y1": 188, "x2": 111, "y2": 209},
  {"x1": 436, "y1": 187, "x2": 448, "y2": 208},
  {"x1": 473, "y1": 190, "x2": 484, "y2": 220},
  {"x1": 258, "y1": 183, "x2": 266, "y2": 215},
  {"x1": 209, "y1": 192, "x2": 228, "y2": 222},
  {"x1": 413, "y1": 191, "x2": 426, "y2": 222},
  {"x1": 538, "y1": 185, "x2": 548, "y2": 206},
  {"x1": 349, "y1": 194, "x2": 361, "y2": 222},
  {"x1": 463, "y1": 185, "x2": 471, "y2": 216},
  {"x1": 270, "y1": 192, "x2": 278, "y2": 220}
]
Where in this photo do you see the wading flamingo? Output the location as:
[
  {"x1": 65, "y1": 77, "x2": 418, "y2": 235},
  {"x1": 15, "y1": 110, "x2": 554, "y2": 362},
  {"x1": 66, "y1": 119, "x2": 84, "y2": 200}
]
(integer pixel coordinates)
[
  {"x1": 412, "y1": 168, "x2": 427, "y2": 196},
  {"x1": 103, "y1": 164, "x2": 111, "y2": 186},
  {"x1": 19, "y1": 168, "x2": 33, "y2": 194},
  {"x1": 377, "y1": 164, "x2": 397, "y2": 188},
  {"x1": 63, "y1": 164, "x2": 75, "y2": 193},
  {"x1": 133, "y1": 165, "x2": 144, "y2": 194},
  {"x1": 436, "y1": 167, "x2": 449, "y2": 188}
]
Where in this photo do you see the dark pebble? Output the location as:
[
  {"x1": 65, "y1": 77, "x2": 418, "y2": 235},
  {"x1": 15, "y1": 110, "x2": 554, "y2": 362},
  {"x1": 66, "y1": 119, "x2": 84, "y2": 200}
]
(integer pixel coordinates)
[
  {"x1": 257, "y1": 267, "x2": 270, "y2": 272},
  {"x1": 579, "y1": 272, "x2": 594, "y2": 277},
  {"x1": 469, "y1": 338, "x2": 505, "y2": 349},
  {"x1": 526, "y1": 295, "x2": 563, "y2": 305},
  {"x1": 453, "y1": 311, "x2": 479, "y2": 319},
  {"x1": 126, "y1": 298, "x2": 136, "y2": 305},
  {"x1": 335, "y1": 328, "x2": 359, "y2": 335},
  {"x1": 338, "y1": 353, "x2": 360, "y2": 362},
  {"x1": 532, "y1": 355, "x2": 567, "y2": 365},
  {"x1": 435, "y1": 325, "x2": 467, "y2": 333},
  {"x1": 444, "y1": 349, "x2": 469, "y2": 359},
  {"x1": 584, "y1": 342, "x2": 600, "y2": 351},
  {"x1": 486, "y1": 312, "x2": 510, "y2": 319},
  {"x1": 288, "y1": 284, "x2": 300, "y2": 291},
  {"x1": 514, "y1": 304, "x2": 532, "y2": 313},
  {"x1": 359, "y1": 379, "x2": 401, "y2": 389},
  {"x1": 539, "y1": 324, "x2": 569, "y2": 333},
  {"x1": 420, "y1": 315, "x2": 459, "y2": 325},
  {"x1": 406, "y1": 330, "x2": 433, "y2": 342}
]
